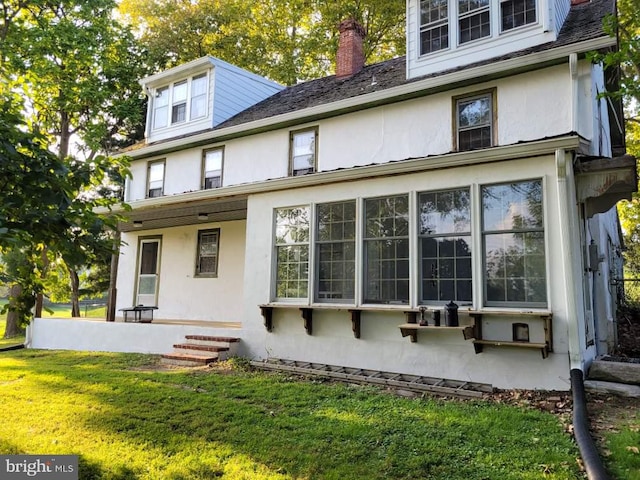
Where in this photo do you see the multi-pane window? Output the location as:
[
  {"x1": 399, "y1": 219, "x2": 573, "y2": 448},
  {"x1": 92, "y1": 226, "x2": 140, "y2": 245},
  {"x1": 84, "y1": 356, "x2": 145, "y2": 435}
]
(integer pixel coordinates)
[
  {"x1": 458, "y1": 0, "x2": 490, "y2": 44},
  {"x1": 501, "y1": 0, "x2": 536, "y2": 31},
  {"x1": 456, "y1": 92, "x2": 494, "y2": 151},
  {"x1": 171, "y1": 80, "x2": 188, "y2": 124},
  {"x1": 419, "y1": 189, "x2": 472, "y2": 303},
  {"x1": 196, "y1": 229, "x2": 220, "y2": 277},
  {"x1": 151, "y1": 73, "x2": 209, "y2": 130},
  {"x1": 147, "y1": 160, "x2": 165, "y2": 198},
  {"x1": 153, "y1": 87, "x2": 169, "y2": 130},
  {"x1": 290, "y1": 128, "x2": 317, "y2": 176},
  {"x1": 203, "y1": 148, "x2": 223, "y2": 189},
  {"x1": 275, "y1": 207, "x2": 310, "y2": 299},
  {"x1": 364, "y1": 196, "x2": 410, "y2": 304},
  {"x1": 420, "y1": 0, "x2": 449, "y2": 55},
  {"x1": 190, "y1": 74, "x2": 208, "y2": 120},
  {"x1": 316, "y1": 201, "x2": 356, "y2": 303},
  {"x1": 482, "y1": 180, "x2": 546, "y2": 306}
]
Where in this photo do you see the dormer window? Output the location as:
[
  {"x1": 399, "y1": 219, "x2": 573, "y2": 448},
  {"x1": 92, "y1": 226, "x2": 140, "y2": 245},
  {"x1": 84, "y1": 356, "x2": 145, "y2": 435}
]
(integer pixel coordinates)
[
  {"x1": 151, "y1": 72, "x2": 209, "y2": 131},
  {"x1": 418, "y1": 0, "x2": 538, "y2": 57},
  {"x1": 500, "y1": 0, "x2": 536, "y2": 31},
  {"x1": 458, "y1": 0, "x2": 490, "y2": 44}
]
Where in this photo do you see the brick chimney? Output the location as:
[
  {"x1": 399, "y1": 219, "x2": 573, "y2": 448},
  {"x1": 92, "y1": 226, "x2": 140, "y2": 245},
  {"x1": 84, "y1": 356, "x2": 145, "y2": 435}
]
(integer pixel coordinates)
[{"x1": 336, "y1": 18, "x2": 366, "y2": 79}]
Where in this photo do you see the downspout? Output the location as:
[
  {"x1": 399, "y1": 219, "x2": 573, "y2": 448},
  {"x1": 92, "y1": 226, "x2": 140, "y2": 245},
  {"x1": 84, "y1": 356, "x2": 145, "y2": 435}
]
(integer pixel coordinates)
[
  {"x1": 570, "y1": 53, "x2": 579, "y2": 133},
  {"x1": 571, "y1": 369, "x2": 610, "y2": 479},
  {"x1": 556, "y1": 148, "x2": 582, "y2": 370}
]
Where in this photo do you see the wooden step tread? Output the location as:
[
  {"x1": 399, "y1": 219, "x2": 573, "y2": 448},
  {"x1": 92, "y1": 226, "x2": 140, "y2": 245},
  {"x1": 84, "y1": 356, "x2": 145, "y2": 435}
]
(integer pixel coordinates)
[
  {"x1": 173, "y1": 343, "x2": 229, "y2": 352},
  {"x1": 185, "y1": 335, "x2": 240, "y2": 342}
]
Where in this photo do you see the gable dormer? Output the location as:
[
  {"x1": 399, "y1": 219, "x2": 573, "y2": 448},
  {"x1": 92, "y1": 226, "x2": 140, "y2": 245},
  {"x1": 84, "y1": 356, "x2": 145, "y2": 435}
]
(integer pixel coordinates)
[
  {"x1": 140, "y1": 56, "x2": 284, "y2": 144},
  {"x1": 406, "y1": 0, "x2": 571, "y2": 79}
]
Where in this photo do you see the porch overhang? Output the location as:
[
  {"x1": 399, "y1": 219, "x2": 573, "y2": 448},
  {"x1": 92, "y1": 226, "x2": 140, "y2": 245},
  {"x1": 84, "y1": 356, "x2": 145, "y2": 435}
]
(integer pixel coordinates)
[
  {"x1": 575, "y1": 154, "x2": 638, "y2": 217},
  {"x1": 120, "y1": 195, "x2": 248, "y2": 232}
]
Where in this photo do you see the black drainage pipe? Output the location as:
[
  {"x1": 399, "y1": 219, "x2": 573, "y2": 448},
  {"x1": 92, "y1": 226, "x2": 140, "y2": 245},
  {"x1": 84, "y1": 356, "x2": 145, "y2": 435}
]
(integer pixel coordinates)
[
  {"x1": 0, "y1": 344, "x2": 25, "y2": 352},
  {"x1": 570, "y1": 368, "x2": 610, "y2": 480}
]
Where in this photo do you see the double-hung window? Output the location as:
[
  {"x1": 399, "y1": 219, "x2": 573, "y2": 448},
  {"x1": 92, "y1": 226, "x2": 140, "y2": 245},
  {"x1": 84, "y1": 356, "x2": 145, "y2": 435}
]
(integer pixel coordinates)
[
  {"x1": 190, "y1": 74, "x2": 208, "y2": 120},
  {"x1": 482, "y1": 180, "x2": 546, "y2": 306},
  {"x1": 147, "y1": 160, "x2": 165, "y2": 198},
  {"x1": 420, "y1": 0, "x2": 449, "y2": 55},
  {"x1": 171, "y1": 80, "x2": 187, "y2": 124},
  {"x1": 196, "y1": 229, "x2": 220, "y2": 277},
  {"x1": 501, "y1": 0, "x2": 536, "y2": 31},
  {"x1": 419, "y1": 189, "x2": 472, "y2": 303},
  {"x1": 203, "y1": 148, "x2": 223, "y2": 189},
  {"x1": 458, "y1": 0, "x2": 490, "y2": 44},
  {"x1": 315, "y1": 201, "x2": 356, "y2": 303},
  {"x1": 456, "y1": 91, "x2": 494, "y2": 151},
  {"x1": 290, "y1": 128, "x2": 317, "y2": 176},
  {"x1": 274, "y1": 207, "x2": 310, "y2": 300},
  {"x1": 364, "y1": 196, "x2": 410, "y2": 304},
  {"x1": 153, "y1": 87, "x2": 169, "y2": 130}
]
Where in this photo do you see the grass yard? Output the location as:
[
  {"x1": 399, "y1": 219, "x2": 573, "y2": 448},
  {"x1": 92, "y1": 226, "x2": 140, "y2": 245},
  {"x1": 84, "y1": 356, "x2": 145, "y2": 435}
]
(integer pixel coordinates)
[{"x1": 0, "y1": 350, "x2": 585, "y2": 480}]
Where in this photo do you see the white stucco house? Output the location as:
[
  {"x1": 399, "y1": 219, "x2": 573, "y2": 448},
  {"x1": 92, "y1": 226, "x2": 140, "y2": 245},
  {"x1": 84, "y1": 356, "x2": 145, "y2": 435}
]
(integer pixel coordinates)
[{"x1": 31, "y1": 0, "x2": 637, "y2": 391}]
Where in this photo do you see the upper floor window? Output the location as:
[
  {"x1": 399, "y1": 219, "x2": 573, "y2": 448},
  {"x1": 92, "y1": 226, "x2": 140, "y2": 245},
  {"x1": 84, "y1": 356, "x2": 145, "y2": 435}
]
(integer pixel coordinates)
[
  {"x1": 203, "y1": 147, "x2": 223, "y2": 189},
  {"x1": 501, "y1": 0, "x2": 536, "y2": 31},
  {"x1": 290, "y1": 128, "x2": 317, "y2": 176},
  {"x1": 420, "y1": 0, "x2": 449, "y2": 54},
  {"x1": 196, "y1": 229, "x2": 220, "y2": 277},
  {"x1": 147, "y1": 160, "x2": 165, "y2": 198},
  {"x1": 419, "y1": 0, "x2": 537, "y2": 57},
  {"x1": 458, "y1": 0, "x2": 490, "y2": 44},
  {"x1": 151, "y1": 72, "x2": 209, "y2": 130},
  {"x1": 455, "y1": 91, "x2": 495, "y2": 151}
]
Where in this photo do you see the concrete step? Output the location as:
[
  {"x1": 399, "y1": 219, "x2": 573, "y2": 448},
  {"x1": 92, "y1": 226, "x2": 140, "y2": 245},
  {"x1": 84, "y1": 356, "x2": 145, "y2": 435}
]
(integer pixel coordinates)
[
  {"x1": 584, "y1": 379, "x2": 640, "y2": 398},
  {"x1": 160, "y1": 352, "x2": 219, "y2": 367}
]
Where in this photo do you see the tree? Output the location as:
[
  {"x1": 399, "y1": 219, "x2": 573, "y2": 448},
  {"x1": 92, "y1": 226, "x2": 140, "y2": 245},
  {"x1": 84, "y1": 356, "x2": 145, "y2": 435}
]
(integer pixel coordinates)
[{"x1": 119, "y1": 0, "x2": 405, "y2": 85}]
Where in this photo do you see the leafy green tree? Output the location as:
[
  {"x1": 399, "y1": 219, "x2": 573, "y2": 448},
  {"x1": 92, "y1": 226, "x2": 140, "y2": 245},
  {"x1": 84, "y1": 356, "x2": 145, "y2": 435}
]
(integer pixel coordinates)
[{"x1": 119, "y1": 0, "x2": 405, "y2": 85}]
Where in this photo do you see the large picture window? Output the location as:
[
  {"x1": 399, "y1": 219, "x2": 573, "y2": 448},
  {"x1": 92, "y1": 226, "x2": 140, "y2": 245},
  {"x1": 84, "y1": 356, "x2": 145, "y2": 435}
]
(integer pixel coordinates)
[
  {"x1": 274, "y1": 207, "x2": 310, "y2": 300},
  {"x1": 315, "y1": 201, "x2": 356, "y2": 303},
  {"x1": 419, "y1": 189, "x2": 472, "y2": 303},
  {"x1": 364, "y1": 195, "x2": 410, "y2": 304},
  {"x1": 482, "y1": 180, "x2": 546, "y2": 306}
]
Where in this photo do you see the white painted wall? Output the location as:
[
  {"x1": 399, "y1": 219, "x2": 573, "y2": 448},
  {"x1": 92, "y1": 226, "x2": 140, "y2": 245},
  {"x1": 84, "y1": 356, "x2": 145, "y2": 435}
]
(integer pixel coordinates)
[
  {"x1": 240, "y1": 155, "x2": 573, "y2": 390},
  {"x1": 29, "y1": 318, "x2": 240, "y2": 354},
  {"x1": 116, "y1": 220, "x2": 246, "y2": 322},
  {"x1": 126, "y1": 65, "x2": 582, "y2": 203}
]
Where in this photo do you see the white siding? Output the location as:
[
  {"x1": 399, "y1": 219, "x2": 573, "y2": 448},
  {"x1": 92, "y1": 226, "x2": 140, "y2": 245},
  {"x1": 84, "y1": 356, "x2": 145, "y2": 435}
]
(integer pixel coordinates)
[{"x1": 554, "y1": 0, "x2": 571, "y2": 33}]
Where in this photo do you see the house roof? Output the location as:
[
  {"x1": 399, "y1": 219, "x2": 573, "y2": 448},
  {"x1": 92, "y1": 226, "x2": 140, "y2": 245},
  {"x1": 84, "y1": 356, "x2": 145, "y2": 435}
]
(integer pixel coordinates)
[
  {"x1": 217, "y1": 0, "x2": 615, "y2": 129},
  {"x1": 124, "y1": 0, "x2": 615, "y2": 156}
]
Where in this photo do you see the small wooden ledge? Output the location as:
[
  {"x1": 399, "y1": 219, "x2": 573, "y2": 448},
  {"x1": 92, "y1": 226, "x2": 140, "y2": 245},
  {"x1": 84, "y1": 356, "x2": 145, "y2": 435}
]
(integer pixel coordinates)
[
  {"x1": 259, "y1": 305, "x2": 274, "y2": 332},
  {"x1": 398, "y1": 324, "x2": 476, "y2": 343},
  {"x1": 300, "y1": 308, "x2": 313, "y2": 335},
  {"x1": 348, "y1": 310, "x2": 361, "y2": 338},
  {"x1": 472, "y1": 340, "x2": 550, "y2": 359}
]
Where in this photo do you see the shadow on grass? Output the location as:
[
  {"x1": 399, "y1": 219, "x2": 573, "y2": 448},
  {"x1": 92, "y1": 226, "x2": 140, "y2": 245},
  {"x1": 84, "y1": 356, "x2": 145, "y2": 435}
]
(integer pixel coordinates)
[{"x1": 0, "y1": 350, "x2": 582, "y2": 480}]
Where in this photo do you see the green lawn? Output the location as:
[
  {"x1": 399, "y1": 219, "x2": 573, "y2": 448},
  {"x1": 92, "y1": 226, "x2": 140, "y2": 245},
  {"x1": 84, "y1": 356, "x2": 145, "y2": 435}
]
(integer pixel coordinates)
[{"x1": 0, "y1": 350, "x2": 584, "y2": 480}]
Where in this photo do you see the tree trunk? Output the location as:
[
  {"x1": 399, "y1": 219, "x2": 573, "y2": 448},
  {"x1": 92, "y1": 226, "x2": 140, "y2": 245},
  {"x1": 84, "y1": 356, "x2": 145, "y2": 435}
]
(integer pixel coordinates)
[
  {"x1": 4, "y1": 284, "x2": 25, "y2": 338},
  {"x1": 106, "y1": 231, "x2": 121, "y2": 322},
  {"x1": 34, "y1": 247, "x2": 49, "y2": 318},
  {"x1": 69, "y1": 268, "x2": 80, "y2": 317}
]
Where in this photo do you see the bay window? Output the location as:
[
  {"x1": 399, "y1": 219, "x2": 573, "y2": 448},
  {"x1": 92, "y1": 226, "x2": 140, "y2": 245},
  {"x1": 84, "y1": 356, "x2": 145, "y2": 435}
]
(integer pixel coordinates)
[
  {"x1": 316, "y1": 201, "x2": 356, "y2": 303},
  {"x1": 482, "y1": 180, "x2": 546, "y2": 306},
  {"x1": 364, "y1": 196, "x2": 410, "y2": 304},
  {"x1": 274, "y1": 206, "x2": 310, "y2": 300},
  {"x1": 419, "y1": 189, "x2": 472, "y2": 303}
]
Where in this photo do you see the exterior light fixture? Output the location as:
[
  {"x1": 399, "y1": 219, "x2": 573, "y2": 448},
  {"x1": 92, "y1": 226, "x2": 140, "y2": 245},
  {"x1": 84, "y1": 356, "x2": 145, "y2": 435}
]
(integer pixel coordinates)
[
  {"x1": 197, "y1": 213, "x2": 209, "y2": 221},
  {"x1": 133, "y1": 220, "x2": 143, "y2": 228}
]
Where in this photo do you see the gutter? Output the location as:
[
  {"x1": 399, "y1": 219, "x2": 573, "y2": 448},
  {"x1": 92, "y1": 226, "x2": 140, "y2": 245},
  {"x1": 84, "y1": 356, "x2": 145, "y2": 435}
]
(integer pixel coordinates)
[
  {"x1": 122, "y1": 37, "x2": 614, "y2": 160},
  {"x1": 571, "y1": 369, "x2": 610, "y2": 479},
  {"x1": 105, "y1": 135, "x2": 582, "y2": 215}
]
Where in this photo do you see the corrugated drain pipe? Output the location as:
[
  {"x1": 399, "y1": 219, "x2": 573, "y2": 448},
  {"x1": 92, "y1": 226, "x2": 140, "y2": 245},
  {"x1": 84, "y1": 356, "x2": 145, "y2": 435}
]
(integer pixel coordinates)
[
  {"x1": 0, "y1": 344, "x2": 25, "y2": 352},
  {"x1": 571, "y1": 369, "x2": 610, "y2": 480}
]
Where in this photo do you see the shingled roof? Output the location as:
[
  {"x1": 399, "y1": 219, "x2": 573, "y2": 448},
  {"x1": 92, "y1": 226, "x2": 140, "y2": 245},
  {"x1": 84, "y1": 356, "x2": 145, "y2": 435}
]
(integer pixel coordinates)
[{"x1": 217, "y1": 0, "x2": 614, "y2": 129}]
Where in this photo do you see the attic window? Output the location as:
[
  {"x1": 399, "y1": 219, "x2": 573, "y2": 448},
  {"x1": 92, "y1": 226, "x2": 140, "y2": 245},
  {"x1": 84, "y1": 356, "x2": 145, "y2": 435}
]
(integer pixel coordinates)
[
  {"x1": 420, "y1": 0, "x2": 449, "y2": 55},
  {"x1": 458, "y1": 0, "x2": 490, "y2": 44},
  {"x1": 501, "y1": 0, "x2": 536, "y2": 31},
  {"x1": 151, "y1": 72, "x2": 209, "y2": 130}
]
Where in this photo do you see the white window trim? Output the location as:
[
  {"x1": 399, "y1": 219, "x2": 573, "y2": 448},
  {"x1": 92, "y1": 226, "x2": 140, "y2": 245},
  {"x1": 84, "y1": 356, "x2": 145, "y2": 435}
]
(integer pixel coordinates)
[
  {"x1": 202, "y1": 147, "x2": 224, "y2": 190},
  {"x1": 151, "y1": 71, "x2": 210, "y2": 132}
]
